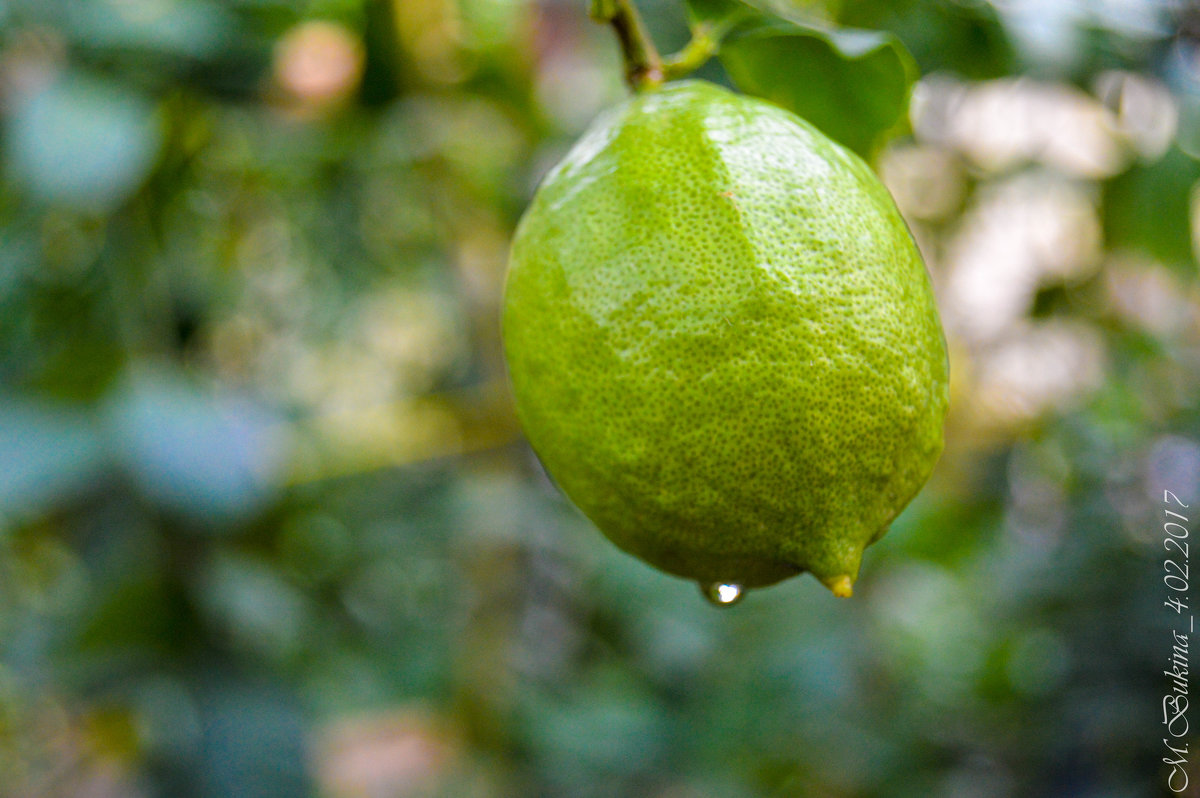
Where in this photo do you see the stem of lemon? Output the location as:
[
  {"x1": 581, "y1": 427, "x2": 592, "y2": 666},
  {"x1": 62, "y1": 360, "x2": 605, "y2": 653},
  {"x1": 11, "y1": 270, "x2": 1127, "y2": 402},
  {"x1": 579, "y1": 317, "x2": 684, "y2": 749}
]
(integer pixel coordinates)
[
  {"x1": 662, "y1": 23, "x2": 726, "y2": 79},
  {"x1": 589, "y1": 0, "x2": 664, "y2": 91}
]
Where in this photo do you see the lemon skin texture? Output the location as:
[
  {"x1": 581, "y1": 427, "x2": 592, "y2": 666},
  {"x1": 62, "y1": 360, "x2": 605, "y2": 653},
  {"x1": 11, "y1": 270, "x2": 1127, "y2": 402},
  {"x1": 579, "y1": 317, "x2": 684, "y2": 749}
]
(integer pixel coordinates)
[{"x1": 503, "y1": 80, "x2": 949, "y2": 594}]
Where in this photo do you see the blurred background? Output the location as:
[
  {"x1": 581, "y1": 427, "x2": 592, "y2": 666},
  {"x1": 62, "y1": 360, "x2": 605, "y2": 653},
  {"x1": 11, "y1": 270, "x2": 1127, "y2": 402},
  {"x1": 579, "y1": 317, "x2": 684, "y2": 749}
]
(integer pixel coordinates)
[{"x1": 0, "y1": 0, "x2": 1198, "y2": 795}]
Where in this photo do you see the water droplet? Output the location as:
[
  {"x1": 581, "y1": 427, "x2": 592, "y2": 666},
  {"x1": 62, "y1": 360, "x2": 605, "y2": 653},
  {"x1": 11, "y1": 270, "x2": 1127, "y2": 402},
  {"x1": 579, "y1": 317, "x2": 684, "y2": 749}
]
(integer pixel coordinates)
[{"x1": 700, "y1": 582, "x2": 744, "y2": 606}]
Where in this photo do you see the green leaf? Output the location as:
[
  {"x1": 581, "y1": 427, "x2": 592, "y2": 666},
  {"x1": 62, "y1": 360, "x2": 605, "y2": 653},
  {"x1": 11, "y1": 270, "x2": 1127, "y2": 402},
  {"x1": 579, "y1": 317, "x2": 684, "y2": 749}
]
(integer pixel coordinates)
[
  {"x1": 685, "y1": 0, "x2": 918, "y2": 157},
  {"x1": 833, "y1": 0, "x2": 1015, "y2": 81},
  {"x1": 686, "y1": 0, "x2": 793, "y2": 23},
  {"x1": 723, "y1": 28, "x2": 916, "y2": 157},
  {"x1": 76, "y1": 573, "x2": 176, "y2": 653},
  {"x1": 1102, "y1": 147, "x2": 1200, "y2": 273}
]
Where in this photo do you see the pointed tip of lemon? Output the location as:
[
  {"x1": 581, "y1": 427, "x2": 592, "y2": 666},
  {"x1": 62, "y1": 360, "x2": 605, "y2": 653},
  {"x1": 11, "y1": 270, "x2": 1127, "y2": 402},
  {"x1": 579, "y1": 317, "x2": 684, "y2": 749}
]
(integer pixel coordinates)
[{"x1": 824, "y1": 574, "x2": 854, "y2": 598}]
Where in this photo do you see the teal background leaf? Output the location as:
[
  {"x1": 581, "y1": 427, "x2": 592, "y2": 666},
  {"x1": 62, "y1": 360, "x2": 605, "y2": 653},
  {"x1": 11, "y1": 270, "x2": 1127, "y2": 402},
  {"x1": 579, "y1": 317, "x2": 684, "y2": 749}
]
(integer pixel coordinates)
[
  {"x1": 0, "y1": 399, "x2": 104, "y2": 517},
  {"x1": 5, "y1": 73, "x2": 162, "y2": 210},
  {"x1": 103, "y1": 369, "x2": 287, "y2": 525}
]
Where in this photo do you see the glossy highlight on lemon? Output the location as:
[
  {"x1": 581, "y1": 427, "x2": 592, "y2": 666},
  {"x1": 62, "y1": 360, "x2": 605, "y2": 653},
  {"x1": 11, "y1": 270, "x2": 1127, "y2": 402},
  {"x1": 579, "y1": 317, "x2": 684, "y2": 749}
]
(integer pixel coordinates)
[{"x1": 503, "y1": 80, "x2": 949, "y2": 597}]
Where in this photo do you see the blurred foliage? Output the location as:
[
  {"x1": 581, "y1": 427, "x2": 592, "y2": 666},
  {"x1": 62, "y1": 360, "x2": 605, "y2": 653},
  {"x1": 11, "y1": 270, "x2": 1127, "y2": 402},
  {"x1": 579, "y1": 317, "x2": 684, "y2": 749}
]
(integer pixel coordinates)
[{"x1": 0, "y1": 0, "x2": 1198, "y2": 797}]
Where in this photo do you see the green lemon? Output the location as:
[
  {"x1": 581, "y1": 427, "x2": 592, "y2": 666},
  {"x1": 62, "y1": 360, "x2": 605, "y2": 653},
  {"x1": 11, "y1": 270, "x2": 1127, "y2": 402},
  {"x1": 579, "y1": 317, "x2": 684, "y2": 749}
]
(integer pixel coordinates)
[{"x1": 503, "y1": 80, "x2": 949, "y2": 598}]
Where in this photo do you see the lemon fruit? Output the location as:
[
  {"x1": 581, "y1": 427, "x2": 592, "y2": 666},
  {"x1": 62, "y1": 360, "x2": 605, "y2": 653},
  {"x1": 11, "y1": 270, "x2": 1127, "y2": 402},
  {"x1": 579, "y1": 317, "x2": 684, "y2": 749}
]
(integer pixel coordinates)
[{"x1": 503, "y1": 79, "x2": 949, "y2": 597}]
